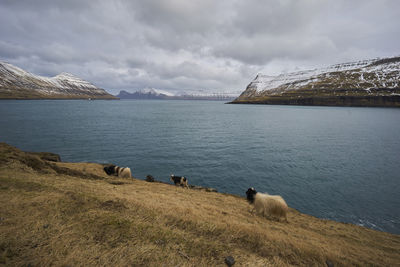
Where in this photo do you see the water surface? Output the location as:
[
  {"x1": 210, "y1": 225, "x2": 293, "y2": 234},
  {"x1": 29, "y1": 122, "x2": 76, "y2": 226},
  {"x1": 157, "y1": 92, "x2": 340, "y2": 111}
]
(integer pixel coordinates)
[{"x1": 0, "y1": 100, "x2": 399, "y2": 234}]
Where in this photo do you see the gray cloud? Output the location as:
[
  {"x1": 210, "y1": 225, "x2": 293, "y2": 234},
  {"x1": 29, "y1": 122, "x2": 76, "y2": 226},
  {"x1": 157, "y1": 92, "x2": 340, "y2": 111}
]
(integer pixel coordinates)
[{"x1": 0, "y1": 0, "x2": 399, "y2": 95}]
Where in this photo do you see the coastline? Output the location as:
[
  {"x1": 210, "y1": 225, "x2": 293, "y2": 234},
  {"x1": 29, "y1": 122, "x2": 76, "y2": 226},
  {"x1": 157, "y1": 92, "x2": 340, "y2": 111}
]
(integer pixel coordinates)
[
  {"x1": 0, "y1": 96, "x2": 119, "y2": 100},
  {"x1": 228, "y1": 95, "x2": 400, "y2": 107},
  {"x1": 1, "y1": 143, "x2": 399, "y2": 266}
]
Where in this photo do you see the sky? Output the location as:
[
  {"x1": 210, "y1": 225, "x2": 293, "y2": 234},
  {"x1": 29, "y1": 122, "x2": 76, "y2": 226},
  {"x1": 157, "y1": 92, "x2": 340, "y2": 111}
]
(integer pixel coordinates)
[{"x1": 1, "y1": 0, "x2": 399, "y2": 95}]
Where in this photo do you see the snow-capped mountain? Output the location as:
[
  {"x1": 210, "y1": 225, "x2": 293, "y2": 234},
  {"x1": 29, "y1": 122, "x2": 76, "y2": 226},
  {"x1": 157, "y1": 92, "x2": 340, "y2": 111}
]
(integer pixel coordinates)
[
  {"x1": 137, "y1": 88, "x2": 175, "y2": 96},
  {"x1": 116, "y1": 88, "x2": 173, "y2": 99},
  {"x1": 116, "y1": 89, "x2": 237, "y2": 101},
  {"x1": 0, "y1": 61, "x2": 116, "y2": 99},
  {"x1": 232, "y1": 57, "x2": 400, "y2": 107}
]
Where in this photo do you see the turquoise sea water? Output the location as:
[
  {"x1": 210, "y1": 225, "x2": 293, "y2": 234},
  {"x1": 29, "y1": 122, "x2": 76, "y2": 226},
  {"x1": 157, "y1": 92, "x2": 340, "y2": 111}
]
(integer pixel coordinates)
[{"x1": 0, "y1": 100, "x2": 399, "y2": 234}]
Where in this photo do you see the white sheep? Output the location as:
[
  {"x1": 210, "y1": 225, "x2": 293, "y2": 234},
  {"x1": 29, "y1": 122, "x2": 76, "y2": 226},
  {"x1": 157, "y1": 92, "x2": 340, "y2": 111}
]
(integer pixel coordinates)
[
  {"x1": 246, "y1": 187, "x2": 288, "y2": 222},
  {"x1": 117, "y1": 167, "x2": 131, "y2": 178},
  {"x1": 104, "y1": 165, "x2": 132, "y2": 178}
]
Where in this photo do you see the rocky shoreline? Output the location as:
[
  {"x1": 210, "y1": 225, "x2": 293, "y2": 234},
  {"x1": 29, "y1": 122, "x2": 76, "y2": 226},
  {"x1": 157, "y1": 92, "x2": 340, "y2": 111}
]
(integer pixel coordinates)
[{"x1": 229, "y1": 94, "x2": 400, "y2": 107}]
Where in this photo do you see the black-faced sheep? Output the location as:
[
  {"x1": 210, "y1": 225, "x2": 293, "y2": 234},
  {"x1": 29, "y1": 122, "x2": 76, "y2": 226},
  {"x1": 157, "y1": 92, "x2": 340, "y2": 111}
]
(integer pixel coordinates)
[
  {"x1": 103, "y1": 165, "x2": 132, "y2": 178},
  {"x1": 246, "y1": 187, "x2": 288, "y2": 222},
  {"x1": 170, "y1": 174, "x2": 189, "y2": 188},
  {"x1": 146, "y1": 175, "x2": 155, "y2": 182}
]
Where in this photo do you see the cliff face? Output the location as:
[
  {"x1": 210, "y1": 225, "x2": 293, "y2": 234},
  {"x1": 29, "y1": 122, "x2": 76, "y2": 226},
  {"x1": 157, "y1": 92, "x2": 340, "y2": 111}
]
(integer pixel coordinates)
[
  {"x1": 232, "y1": 57, "x2": 400, "y2": 107},
  {"x1": 0, "y1": 61, "x2": 117, "y2": 99}
]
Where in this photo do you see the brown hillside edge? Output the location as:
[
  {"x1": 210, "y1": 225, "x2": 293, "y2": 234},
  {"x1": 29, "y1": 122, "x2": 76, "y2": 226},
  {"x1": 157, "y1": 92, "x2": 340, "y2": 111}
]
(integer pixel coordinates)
[
  {"x1": 229, "y1": 88, "x2": 400, "y2": 107},
  {"x1": 0, "y1": 143, "x2": 399, "y2": 266},
  {"x1": 229, "y1": 94, "x2": 400, "y2": 107}
]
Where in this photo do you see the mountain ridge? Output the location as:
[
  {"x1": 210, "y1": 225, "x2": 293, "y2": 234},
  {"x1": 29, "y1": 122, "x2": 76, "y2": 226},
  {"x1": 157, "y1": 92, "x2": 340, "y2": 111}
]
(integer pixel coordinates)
[
  {"x1": 0, "y1": 61, "x2": 117, "y2": 99},
  {"x1": 231, "y1": 56, "x2": 400, "y2": 107},
  {"x1": 116, "y1": 89, "x2": 171, "y2": 99},
  {"x1": 116, "y1": 89, "x2": 237, "y2": 101}
]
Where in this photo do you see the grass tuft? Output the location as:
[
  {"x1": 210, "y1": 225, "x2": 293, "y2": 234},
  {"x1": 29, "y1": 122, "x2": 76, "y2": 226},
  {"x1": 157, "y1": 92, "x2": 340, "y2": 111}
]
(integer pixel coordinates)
[{"x1": 0, "y1": 143, "x2": 399, "y2": 266}]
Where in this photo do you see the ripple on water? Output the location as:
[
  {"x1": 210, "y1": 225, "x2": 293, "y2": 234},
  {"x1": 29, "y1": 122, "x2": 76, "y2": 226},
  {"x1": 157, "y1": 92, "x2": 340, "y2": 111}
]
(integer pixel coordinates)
[{"x1": 0, "y1": 100, "x2": 399, "y2": 234}]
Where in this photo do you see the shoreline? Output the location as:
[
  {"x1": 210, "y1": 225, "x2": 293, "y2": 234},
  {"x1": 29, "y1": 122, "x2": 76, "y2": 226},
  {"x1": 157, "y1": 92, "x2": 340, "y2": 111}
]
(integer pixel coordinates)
[
  {"x1": 0, "y1": 97, "x2": 119, "y2": 100},
  {"x1": 1, "y1": 142, "x2": 399, "y2": 265},
  {"x1": 2, "y1": 142, "x2": 398, "y2": 234},
  {"x1": 228, "y1": 95, "x2": 400, "y2": 108}
]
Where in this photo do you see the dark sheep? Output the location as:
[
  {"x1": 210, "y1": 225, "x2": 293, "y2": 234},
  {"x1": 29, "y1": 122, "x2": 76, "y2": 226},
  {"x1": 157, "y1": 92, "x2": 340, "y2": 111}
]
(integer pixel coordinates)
[
  {"x1": 146, "y1": 175, "x2": 155, "y2": 182},
  {"x1": 104, "y1": 165, "x2": 117, "y2": 175},
  {"x1": 170, "y1": 174, "x2": 189, "y2": 188}
]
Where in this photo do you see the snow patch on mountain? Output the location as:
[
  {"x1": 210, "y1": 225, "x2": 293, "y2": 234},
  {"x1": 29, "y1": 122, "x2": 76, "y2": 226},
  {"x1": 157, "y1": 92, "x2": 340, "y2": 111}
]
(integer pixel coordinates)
[
  {"x1": 0, "y1": 60, "x2": 114, "y2": 98},
  {"x1": 137, "y1": 88, "x2": 175, "y2": 96},
  {"x1": 246, "y1": 57, "x2": 400, "y2": 94}
]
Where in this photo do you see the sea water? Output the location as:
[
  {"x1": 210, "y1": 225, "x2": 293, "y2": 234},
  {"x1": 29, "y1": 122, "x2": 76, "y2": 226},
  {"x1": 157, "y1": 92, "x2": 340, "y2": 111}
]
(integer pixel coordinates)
[{"x1": 0, "y1": 100, "x2": 399, "y2": 234}]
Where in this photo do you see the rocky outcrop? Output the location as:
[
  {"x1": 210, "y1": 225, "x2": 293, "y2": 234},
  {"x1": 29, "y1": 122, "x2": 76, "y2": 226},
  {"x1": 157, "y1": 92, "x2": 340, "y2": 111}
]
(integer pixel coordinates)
[
  {"x1": 0, "y1": 61, "x2": 117, "y2": 99},
  {"x1": 231, "y1": 57, "x2": 400, "y2": 107}
]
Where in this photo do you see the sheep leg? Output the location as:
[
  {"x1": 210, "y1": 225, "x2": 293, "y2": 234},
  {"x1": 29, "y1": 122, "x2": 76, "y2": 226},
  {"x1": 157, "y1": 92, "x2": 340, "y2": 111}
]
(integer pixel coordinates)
[{"x1": 249, "y1": 207, "x2": 255, "y2": 214}]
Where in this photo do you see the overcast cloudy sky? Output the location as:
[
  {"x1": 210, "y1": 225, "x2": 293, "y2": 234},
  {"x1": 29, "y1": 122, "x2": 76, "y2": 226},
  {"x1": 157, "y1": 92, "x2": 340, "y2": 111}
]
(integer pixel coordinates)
[{"x1": 1, "y1": 0, "x2": 399, "y2": 95}]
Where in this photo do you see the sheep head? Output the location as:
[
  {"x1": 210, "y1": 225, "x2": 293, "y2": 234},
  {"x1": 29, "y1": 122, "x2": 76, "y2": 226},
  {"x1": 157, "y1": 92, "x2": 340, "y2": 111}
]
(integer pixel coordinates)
[{"x1": 246, "y1": 187, "x2": 257, "y2": 203}]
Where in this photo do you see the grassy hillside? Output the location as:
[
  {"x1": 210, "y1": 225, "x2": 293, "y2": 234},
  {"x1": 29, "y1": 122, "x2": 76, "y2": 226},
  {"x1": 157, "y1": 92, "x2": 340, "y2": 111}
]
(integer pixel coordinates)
[{"x1": 0, "y1": 143, "x2": 399, "y2": 266}]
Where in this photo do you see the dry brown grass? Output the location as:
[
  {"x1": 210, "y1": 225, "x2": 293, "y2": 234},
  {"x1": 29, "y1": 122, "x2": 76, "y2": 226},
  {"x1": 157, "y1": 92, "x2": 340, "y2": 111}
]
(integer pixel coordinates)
[{"x1": 1, "y1": 143, "x2": 399, "y2": 266}]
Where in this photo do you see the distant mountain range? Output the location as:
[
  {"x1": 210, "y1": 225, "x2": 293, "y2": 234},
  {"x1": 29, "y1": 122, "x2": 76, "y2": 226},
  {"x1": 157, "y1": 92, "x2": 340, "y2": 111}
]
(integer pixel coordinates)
[
  {"x1": 0, "y1": 61, "x2": 116, "y2": 99},
  {"x1": 116, "y1": 88, "x2": 172, "y2": 99},
  {"x1": 116, "y1": 89, "x2": 236, "y2": 101},
  {"x1": 231, "y1": 56, "x2": 400, "y2": 107}
]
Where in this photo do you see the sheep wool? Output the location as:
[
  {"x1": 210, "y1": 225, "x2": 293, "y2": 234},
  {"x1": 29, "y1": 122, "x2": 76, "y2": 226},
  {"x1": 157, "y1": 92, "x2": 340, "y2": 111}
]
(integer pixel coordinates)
[
  {"x1": 118, "y1": 167, "x2": 132, "y2": 178},
  {"x1": 254, "y1": 192, "x2": 288, "y2": 221},
  {"x1": 246, "y1": 188, "x2": 288, "y2": 222}
]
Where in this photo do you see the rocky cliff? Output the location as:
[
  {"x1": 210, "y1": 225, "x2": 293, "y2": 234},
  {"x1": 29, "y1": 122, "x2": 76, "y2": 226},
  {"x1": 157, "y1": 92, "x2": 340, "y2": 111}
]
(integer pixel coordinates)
[
  {"x1": 0, "y1": 61, "x2": 117, "y2": 99},
  {"x1": 231, "y1": 57, "x2": 400, "y2": 107}
]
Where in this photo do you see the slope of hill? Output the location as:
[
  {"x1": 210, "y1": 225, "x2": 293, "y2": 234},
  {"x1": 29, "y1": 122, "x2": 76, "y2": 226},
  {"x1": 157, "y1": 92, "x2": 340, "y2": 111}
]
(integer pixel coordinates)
[
  {"x1": 0, "y1": 143, "x2": 399, "y2": 266},
  {"x1": 0, "y1": 61, "x2": 117, "y2": 99},
  {"x1": 231, "y1": 57, "x2": 400, "y2": 107}
]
